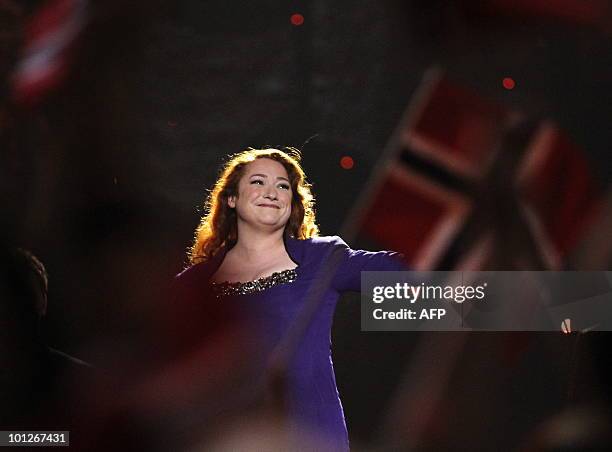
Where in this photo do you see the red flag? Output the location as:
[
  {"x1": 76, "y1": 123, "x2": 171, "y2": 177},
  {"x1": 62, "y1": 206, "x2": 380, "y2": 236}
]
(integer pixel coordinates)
[
  {"x1": 11, "y1": 0, "x2": 89, "y2": 106},
  {"x1": 351, "y1": 71, "x2": 601, "y2": 270},
  {"x1": 400, "y1": 75, "x2": 506, "y2": 180},
  {"x1": 517, "y1": 122, "x2": 601, "y2": 268},
  {"x1": 360, "y1": 165, "x2": 471, "y2": 270}
]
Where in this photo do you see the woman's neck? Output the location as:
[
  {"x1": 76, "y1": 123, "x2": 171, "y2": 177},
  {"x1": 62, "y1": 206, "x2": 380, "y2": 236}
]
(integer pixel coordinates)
[{"x1": 231, "y1": 225, "x2": 286, "y2": 262}]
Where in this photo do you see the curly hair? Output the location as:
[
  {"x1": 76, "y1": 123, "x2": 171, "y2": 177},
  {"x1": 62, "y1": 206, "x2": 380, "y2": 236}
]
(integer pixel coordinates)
[{"x1": 188, "y1": 147, "x2": 319, "y2": 265}]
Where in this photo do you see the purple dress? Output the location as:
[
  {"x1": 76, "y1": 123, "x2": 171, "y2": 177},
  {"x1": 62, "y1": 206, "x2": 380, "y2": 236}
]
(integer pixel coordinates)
[{"x1": 174, "y1": 235, "x2": 404, "y2": 450}]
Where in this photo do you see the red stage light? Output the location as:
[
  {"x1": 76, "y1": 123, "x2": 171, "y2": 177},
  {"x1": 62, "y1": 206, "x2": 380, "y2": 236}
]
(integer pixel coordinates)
[
  {"x1": 340, "y1": 156, "x2": 354, "y2": 170},
  {"x1": 502, "y1": 77, "x2": 516, "y2": 90},
  {"x1": 290, "y1": 13, "x2": 304, "y2": 26}
]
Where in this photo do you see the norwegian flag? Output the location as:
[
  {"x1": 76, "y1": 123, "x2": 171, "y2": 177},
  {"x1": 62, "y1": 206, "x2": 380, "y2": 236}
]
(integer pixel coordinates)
[
  {"x1": 11, "y1": 0, "x2": 89, "y2": 106},
  {"x1": 349, "y1": 70, "x2": 601, "y2": 270},
  {"x1": 516, "y1": 122, "x2": 602, "y2": 268}
]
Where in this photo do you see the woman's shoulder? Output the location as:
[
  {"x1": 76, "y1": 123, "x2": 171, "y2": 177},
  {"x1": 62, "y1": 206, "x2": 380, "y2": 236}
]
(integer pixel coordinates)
[
  {"x1": 289, "y1": 235, "x2": 349, "y2": 249},
  {"x1": 286, "y1": 235, "x2": 351, "y2": 263},
  {"x1": 305, "y1": 235, "x2": 347, "y2": 245},
  {"x1": 173, "y1": 261, "x2": 207, "y2": 287},
  {"x1": 174, "y1": 253, "x2": 222, "y2": 284}
]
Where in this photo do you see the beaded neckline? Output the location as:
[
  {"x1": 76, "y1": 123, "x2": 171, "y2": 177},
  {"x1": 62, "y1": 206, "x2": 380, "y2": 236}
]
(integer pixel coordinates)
[{"x1": 211, "y1": 268, "x2": 298, "y2": 298}]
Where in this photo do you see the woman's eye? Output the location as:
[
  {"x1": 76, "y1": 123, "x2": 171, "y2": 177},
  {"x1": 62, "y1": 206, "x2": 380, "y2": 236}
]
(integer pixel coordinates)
[
  {"x1": 250, "y1": 180, "x2": 264, "y2": 185},
  {"x1": 278, "y1": 184, "x2": 290, "y2": 190}
]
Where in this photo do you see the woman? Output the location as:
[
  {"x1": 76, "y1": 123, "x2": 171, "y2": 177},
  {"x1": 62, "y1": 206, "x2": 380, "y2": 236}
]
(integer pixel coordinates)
[{"x1": 176, "y1": 147, "x2": 404, "y2": 450}]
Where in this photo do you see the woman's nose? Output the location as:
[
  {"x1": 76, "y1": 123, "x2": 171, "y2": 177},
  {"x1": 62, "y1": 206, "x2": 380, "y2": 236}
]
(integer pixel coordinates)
[{"x1": 263, "y1": 187, "x2": 278, "y2": 200}]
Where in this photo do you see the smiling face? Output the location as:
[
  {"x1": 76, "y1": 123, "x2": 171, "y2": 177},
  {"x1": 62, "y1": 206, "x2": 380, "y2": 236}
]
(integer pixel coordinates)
[{"x1": 228, "y1": 158, "x2": 293, "y2": 233}]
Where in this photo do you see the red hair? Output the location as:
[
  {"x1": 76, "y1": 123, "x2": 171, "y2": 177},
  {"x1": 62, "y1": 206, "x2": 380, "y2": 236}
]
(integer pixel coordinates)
[{"x1": 188, "y1": 147, "x2": 319, "y2": 265}]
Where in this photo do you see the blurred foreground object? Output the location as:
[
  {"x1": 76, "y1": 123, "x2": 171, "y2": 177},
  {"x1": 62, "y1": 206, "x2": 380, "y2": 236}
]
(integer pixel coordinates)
[
  {"x1": 521, "y1": 407, "x2": 612, "y2": 451},
  {"x1": 11, "y1": 0, "x2": 89, "y2": 107},
  {"x1": 0, "y1": 247, "x2": 92, "y2": 429},
  {"x1": 349, "y1": 70, "x2": 602, "y2": 270}
]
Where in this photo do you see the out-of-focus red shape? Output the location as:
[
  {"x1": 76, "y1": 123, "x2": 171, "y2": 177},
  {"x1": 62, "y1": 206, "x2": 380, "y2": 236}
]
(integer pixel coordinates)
[
  {"x1": 340, "y1": 156, "x2": 354, "y2": 170},
  {"x1": 502, "y1": 77, "x2": 515, "y2": 90},
  {"x1": 360, "y1": 167, "x2": 471, "y2": 270},
  {"x1": 290, "y1": 13, "x2": 304, "y2": 26},
  {"x1": 516, "y1": 122, "x2": 601, "y2": 268},
  {"x1": 358, "y1": 73, "x2": 507, "y2": 269},
  {"x1": 401, "y1": 75, "x2": 506, "y2": 180},
  {"x1": 354, "y1": 71, "x2": 601, "y2": 270},
  {"x1": 12, "y1": 0, "x2": 88, "y2": 107}
]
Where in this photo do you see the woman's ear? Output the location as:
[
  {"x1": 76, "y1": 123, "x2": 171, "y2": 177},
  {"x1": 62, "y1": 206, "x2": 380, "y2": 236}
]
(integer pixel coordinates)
[{"x1": 228, "y1": 195, "x2": 236, "y2": 208}]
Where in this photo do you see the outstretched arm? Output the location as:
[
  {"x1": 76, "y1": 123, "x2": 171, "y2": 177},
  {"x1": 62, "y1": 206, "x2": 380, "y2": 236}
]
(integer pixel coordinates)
[{"x1": 329, "y1": 236, "x2": 406, "y2": 293}]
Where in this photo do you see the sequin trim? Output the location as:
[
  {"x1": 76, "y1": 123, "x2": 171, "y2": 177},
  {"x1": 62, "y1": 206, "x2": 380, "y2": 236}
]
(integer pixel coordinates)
[{"x1": 211, "y1": 268, "x2": 297, "y2": 298}]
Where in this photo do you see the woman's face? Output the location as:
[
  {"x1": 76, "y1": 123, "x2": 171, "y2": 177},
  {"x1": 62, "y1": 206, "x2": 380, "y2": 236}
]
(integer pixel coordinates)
[{"x1": 228, "y1": 158, "x2": 293, "y2": 232}]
